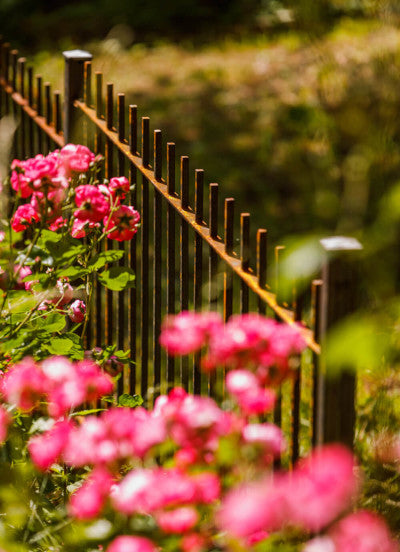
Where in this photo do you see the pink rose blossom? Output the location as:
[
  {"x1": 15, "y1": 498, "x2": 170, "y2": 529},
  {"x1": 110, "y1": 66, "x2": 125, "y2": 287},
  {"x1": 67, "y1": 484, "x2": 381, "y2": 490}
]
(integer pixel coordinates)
[
  {"x1": 111, "y1": 468, "x2": 197, "y2": 515},
  {"x1": 218, "y1": 477, "x2": 283, "y2": 539},
  {"x1": 108, "y1": 176, "x2": 130, "y2": 201},
  {"x1": 52, "y1": 278, "x2": 74, "y2": 306},
  {"x1": 246, "y1": 530, "x2": 269, "y2": 547},
  {"x1": 236, "y1": 386, "x2": 276, "y2": 416},
  {"x1": 104, "y1": 204, "x2": 140, "y2": 241},
  {"x1": 0, "y1": 406, "x2": 10, "y2": 442},
  {"x1": 303, "y1": 537, "x2": 336, "y2": 552},
  {"x1": 74, "y1": 185, "x2": 110, "y2": 223},
  {"x1": 28, "y1": 419, "x2": 73, "y2": 471},
  {"x1": 286, "y1": 444, "x2": 359, "y2": 532},
  {"x1": 1, "y1": 357, "x2": 46, "y2": 410},
  {"x1": 181, "y1": 533, "x2": 207, "y2": 552},
  {"x1": 330, "y1": 511, "x2": 398, "y2": 552},
  {"x1": 107, "y1": 536, "x2": 157, "y2": 552},
  {"x1": 69, "y1": 467, "x2": 113, "y2": 520},
  {"x1": 60, "y1": 144, "x2": 95, "y2": 176},
  {"x1": 49, "y1": 216, "x2": 67, "y2": 231},
  {"x1": 71, "y1": 218, "x2": 100, "y2": 238},
  {"x1": 192, "y1": 472, "x2": 221, "y2": 503},
  {"x1": 155, "y1": 506, "x2": 199, "y2": 534},
  {"x1": 11, "y1": 204, "x2": 40, "y2": 232},
  {"x1": 69, "y1": 299, "x2": 86, "y2": 323},
  {"x1": 160, "y1": 311, "x2": 223, "y2": 356},
  {"x1": 11, "y1": 159, "x2": 33, "y2": 198},
  {"x1": 242, "y1": 423, "x2": 285, "y2": 459}
]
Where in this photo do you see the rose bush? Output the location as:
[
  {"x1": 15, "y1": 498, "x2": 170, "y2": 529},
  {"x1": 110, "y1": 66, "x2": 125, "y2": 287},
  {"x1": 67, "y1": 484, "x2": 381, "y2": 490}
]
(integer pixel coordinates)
[{"x1": 0, "y1": 148, "x2": 396, "y2": 551}]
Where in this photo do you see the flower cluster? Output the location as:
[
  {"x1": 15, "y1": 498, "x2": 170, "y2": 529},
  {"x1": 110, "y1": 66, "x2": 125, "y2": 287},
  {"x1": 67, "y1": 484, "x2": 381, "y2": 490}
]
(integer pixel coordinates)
[
  {"x1": 1, "y1": 356, "x2": 113, "y2": 416},
  {"x1": 0, "y1": 313, "x2": 396, "y2": 552},
  {"x1": 10, "y1": 145, "x2": 140, "y2": 241}
]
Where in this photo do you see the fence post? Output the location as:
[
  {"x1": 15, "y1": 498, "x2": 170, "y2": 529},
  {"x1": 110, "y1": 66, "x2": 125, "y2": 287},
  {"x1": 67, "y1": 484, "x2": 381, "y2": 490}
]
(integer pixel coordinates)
[
  {"x1": 316, "y1": 236, "x2": 363, "y2": 448},
  {"x1": 63, "y1": 49, "x2": 92, "y2": 143}
]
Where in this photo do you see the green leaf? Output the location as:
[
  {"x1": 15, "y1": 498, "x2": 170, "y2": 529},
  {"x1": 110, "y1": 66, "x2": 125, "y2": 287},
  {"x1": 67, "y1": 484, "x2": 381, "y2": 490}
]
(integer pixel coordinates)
[
  {"x1": 41, "y1": 229, "x2": 62, "y2": 244},
  {"x1": 118, "y1": 393, "x2": 143, "y2": 408},
  {"x1": 57, "y1": 265, "x2": 88, "y2": 280},
  {"x1": 71, "y1": 408, "x2": 107, "y2": 416},
  {"x1": 88, "y1": 249, "x2": 125, "y2": 272},
  {"x1": 98, "y1": 266, "x2": 135, "y2": 291},
  {"x1": 7, "y1": 291, "x2": 37, "y2": 313},
  {"x1": 101, "y1": 395, "x2": 117, "y2": 405},
  {"x1": 36, "y1": 312, "x2": 66, "y2": 332},
  {"x1": 44, "y1": 336, "x2": 74, "y2": 355}
]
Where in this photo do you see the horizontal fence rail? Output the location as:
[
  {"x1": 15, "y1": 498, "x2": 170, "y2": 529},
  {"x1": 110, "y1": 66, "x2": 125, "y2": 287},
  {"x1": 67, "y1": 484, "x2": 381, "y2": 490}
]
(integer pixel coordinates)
[{"x1": 0, "y1": 38, "x2": 363, "y2": 462}]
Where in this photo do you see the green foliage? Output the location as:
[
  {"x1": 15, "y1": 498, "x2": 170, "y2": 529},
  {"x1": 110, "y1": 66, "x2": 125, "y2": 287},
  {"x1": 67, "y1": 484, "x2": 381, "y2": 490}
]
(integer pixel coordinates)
[
  {"x1": 98, "y1": 266, "x2": 135, "y2": 291},
  {"x1": 117, "y1": 393, "x2": 144, "y2": 408}
]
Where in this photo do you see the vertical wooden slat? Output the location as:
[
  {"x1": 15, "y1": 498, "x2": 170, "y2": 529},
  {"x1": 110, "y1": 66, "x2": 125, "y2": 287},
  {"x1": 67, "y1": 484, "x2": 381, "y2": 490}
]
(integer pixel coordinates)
[
  {"x1": 84, "y1": 61, "x2": 92, "y2": 149},
  {"x1": 257, "y1": 229, "x2": 267, "y2": 314},
  {"x1": 84, "y1": 61, "x2": 92, "y2": 106},
  {"x1": 53, "y1": 91, "x2": 61, "y2": 135},
  {"x1": 153, "y1": 129, "x2": 162, "y2": 398},
  {"x1": 128, "y1": 105, "x2": 138, "y2": 393},
  {"x1": 275, "y1": 245, "x2": 285, "y2": 305},
  {"x1": 44, "y1": 82, "x2": 51, "y2": 151},
  {"x1": 27, "y1": 66, "x2": 34, "y2": 156},
  {"x1": 95, "y1": 72, "x2": 103, "y2": 152},
  {"x1": 18, "y1": 57, "x2": 25, "y2": 97},
  {"x1": 208, "y1": 182, "x2": 219, "y2": 397},
  {"x1": 36, "y1": 75, "x2": 43, "y2": 152},
  {"x1": 223, "y1": 198, "x2": 234, "y2": 323},
  {"x1": 291, "y1": 291, "x2": 303, "y2": 464},
  {"x1": 166, "y1": 142, "x2": 176, "y2": 391},
  {"x1": 141, "y1": 116, "x2": 150, "y2": 399},
  {"x1": 2, "y1": 44, "x2": 10, "y2": 115},
  {"x1": 117, "y1": 93, "x2": 125, "y2": 172},
  {"x1": 311, "y1": 279, "x2": 323, "y2": 447},
  {"x1": 18, "y1": 58, "x2": 26, "y2": 158},
  {"x1": 240, "y1": 213, "x2": 250, "y2": 314},
  {"x1": 10, "y1": 49, "x2": 17, "y2": 91},
  {"x1": 180, "y1": 155, "x2": 189, "y2": 391},
  {"x1": 273, "y1": 245, "x2": 284, "y2": 456},
  {"x1": 194, "y1": 169, "x2": 204, "y2": 394}
]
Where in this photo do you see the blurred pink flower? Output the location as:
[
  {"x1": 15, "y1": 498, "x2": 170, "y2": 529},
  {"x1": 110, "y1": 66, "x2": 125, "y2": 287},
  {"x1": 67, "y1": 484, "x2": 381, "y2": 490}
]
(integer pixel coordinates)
[
  {"x1": 107, "y1": 536, "x2": 157, "y2": 552},
  {"x1": 28, "y1": 419, "x2": 73, "y2": 471},
  {"x1": 69, "y1": 467, "x2": 114, "y2": 520},
  {"x1": 0, "y1": 406, "x2": 10, "y2": 442},
  {"x1": 159, "y1": 311, "x2": 223, "y2": 356},
  {"x1": 330, "y1": 511, "x2": 398, "y2": 552},
  {"x1": 155, "y1": 506, "x2": 199, "y2": 534}
]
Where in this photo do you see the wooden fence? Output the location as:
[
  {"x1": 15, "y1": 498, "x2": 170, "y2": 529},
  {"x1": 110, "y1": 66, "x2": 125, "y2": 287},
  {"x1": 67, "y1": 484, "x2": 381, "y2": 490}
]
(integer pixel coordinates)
[{"x1": 0, "y1": 40, "x2": 363, "y2": 464}]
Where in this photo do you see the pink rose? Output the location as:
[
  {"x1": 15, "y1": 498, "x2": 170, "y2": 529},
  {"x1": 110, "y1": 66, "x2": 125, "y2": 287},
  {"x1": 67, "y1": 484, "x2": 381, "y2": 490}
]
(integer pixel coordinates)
[
  {"x1": 69, "y1": 299, "x2": 86, "y2": 323},
  {"x1": 104, "y1": 204, "x2": 140, "y2": 241}
]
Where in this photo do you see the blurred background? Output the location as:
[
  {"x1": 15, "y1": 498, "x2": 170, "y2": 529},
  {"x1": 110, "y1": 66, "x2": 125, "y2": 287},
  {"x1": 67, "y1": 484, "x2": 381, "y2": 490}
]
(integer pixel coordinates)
[
  {"x1": 2, "y1": 0, "x2": 400, "y2": 288},
  {"x1": 2, "y1": 1, "x2": 400, "y2": 242}
]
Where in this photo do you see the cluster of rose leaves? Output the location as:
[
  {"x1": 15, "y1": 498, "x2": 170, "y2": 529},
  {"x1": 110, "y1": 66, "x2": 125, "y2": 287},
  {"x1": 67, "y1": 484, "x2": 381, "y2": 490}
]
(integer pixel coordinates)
[
  {"x1": 0, "y1": 312, "x2": 397, "y2": 552},
  {"x1": 6, "y1": 144, "x2": 140, "y2": 324}
]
